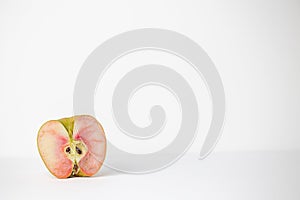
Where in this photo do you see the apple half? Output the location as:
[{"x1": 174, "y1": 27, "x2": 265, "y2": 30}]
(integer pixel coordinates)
[{"x1": 37, "y1": 115, "x2": 106, "y2": 178}]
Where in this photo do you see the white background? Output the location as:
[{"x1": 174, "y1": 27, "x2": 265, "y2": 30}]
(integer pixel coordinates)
[{"x1": 0, "y1": 0, "x2": 299, "y2": 199}]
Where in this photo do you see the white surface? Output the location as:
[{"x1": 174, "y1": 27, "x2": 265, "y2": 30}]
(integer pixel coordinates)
[
  {"x1": 2, "y1": 151, "x2": 300, "y2": 200},
  {"x1": 1, "y1": 1, "x2": 300, "y2": 199}
]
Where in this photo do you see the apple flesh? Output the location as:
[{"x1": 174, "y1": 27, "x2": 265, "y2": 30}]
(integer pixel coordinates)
[{"x1": 37, "y1": 115, "x2": 106, "y2": 178}]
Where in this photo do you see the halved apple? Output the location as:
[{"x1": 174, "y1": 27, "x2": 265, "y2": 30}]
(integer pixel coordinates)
[{"x1": 37, "y1": 115, "x2": 106, "y2": 178}]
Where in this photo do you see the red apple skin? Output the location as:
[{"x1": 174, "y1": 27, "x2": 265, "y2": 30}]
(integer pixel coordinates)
[{"x1": 37, "y1": 115, "x2": 106, "y2": 178}]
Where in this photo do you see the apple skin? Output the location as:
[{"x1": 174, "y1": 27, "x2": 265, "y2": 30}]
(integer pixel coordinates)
[{"x1": 37, "y1": 115, "x2": 106, "y2": 178}]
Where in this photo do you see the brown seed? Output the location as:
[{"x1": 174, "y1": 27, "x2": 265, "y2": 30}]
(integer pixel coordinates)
[
  {"x1": 76, "y1": 146, "x2": 82, "y2": 155},
  {"x1": 65, "y1": 147, "x2": 71, "y2": 153}
]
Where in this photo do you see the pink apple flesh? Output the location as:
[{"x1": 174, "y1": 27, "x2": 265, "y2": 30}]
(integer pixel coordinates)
[{"x1": 37, "y1": 115, "x2": 106, "y2": 178}]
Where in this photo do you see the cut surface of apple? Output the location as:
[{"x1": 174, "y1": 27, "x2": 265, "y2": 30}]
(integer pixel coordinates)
[{"x1": 37, "y1": 115, "x2": 106, "y2": 178}]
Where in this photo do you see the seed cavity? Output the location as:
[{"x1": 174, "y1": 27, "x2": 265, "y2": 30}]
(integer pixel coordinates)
[
  {"x1": 72, "y1": 162, "x2": 79, "y2": 176},
  {"x1": 76, "y1": 146, "x2": 82, "y2": 155},
  {"x1": 65, "y1": 147, "x2": 71, "y2": 154}
]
